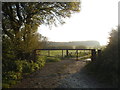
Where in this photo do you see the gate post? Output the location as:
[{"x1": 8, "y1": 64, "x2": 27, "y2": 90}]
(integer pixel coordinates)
[
  {"x1": 48, "y1": 50, "x2": 50, "y2": 56},
  {"x1": 98, "y1": 49, "x2": 102, "y2": 58},
  {"x1": 62, "y1": 50, "x2": 63, "y2": 58},
  {"x1": 66, "y1": 50, "x2": 69, "y2": 56},
  {"x1": 91, "y1": 49, "x2": 96, "y2": 61},
  {"x1": 76, "y1": 50, "x2": 78, "y2": 60}
]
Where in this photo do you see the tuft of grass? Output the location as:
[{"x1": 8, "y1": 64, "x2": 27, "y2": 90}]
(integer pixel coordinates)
[
  {"x1": 2, "y1": 83, "x2": 10, "y2": 88},
  {"x1": 46, "y1": 57, "x2": 61, "y2": 62}
]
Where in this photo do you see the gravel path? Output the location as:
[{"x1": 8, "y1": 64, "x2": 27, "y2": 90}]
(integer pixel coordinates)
[
  {"x1": 57, "y1": 69, "x2": 111, "y2": 88},
  {"x1": 12, "y1": 58, "x2": 112, "y2": 88}
]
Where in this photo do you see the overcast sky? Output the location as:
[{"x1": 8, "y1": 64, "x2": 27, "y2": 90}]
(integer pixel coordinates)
[{"x1": 38, "y1": 0, "x2": 119, "y2": 45}]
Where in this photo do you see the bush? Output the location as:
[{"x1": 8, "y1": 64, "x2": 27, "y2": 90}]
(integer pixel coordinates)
[
  {"x1": 36, "y1": 56, "x2": 46, "y2": 67},
  {"x1": 15, "y1": 59, "x2": 44, "y2": 73},
  {"x1": 85, "y1": 28, "x2": 118, "y2": 86},
  {"x1": 14, "y1": 60, "x2": 32, "y2": 73},
  {"x1": 3, "y1": 71, "x2": 22, "y2": 80},
  {"x1": 30, "y1": 61, "x2": 39, "y2": 71},
  {"x1": 22, "y1": 61, "x2": 34, "y2": 73},
  {"x1": 2, "y1": 71, "x2": 22, "y2": 88},
  {"x1": 2, "y1": 83, "x2": 10, "y2": 88},
  {"x1": 2, "y1": 56, "x2": 46, "y2": 88},
  {"x1": 14, "y1": 60, "x2": 24, "y2": 72}
]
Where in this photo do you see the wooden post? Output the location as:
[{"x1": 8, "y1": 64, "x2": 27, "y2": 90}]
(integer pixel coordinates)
[
  {"x1": 98, "y1": 50, "x2": 102, "y2": 58},
  {"x1": 62, "y1": 50, "x2": 63, "y2": 58},
  {"x1": 91, "y1": 49, "x2": 96, "y2": 61},
  {"x1": 76, "y1": 50, "x2": 78, "y2": 60},
  {"x1": 66, "y1": 50, "x2": 69, "y2": 56},
  {"x1": 48, "y1": 50, "x2": 50, "y2": 56}
]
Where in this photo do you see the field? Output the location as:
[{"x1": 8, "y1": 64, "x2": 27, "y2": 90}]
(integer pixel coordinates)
[{"x1": 36, "y1": 50, "x2": 92, "y2": 61}]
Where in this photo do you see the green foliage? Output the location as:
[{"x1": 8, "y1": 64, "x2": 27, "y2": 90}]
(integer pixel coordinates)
[
  {"x1": 2, "y1": 83, "x2": 10, "y2": 88},
  {"x1": 2, "y1": 2, "x2": 80, "y2": 60},
  {"x1": 14, "y1": 57, "x2": 46, "y2": 73},
  {"x1": 22, "y1": 62, "x2": 34, "y2": 73},
  {"x1": 36, "y1": 56, "x2": 46, "y2": 67},
  {"x1": 2, "y1": 71, "x2": 21, "y2": 88},
  {"x1": 15, "y1": 60, "x2": 32, "y2": 73},
  {"x1": 2, "y1": 2, "x2": 80, "y2": 32},
  {"x1": 14, "y1": 60, "x2": 23, "y2": 72},
  {"x1": 85, "y1": 27, "x2": 118, "y2": 86},
  {"x1": 3, "y1": 71, "x2": 22, "y2": 81},
  {"x1": 2, "y1": 56, "x2": 46, "y2": 88},
  {"x1": 2, "y1": 2, "x2": 81, "y2": 88}
]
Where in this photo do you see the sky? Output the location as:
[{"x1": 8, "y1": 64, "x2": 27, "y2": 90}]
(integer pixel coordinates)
[{"x1": 38, "y1": 0, "x2": 119, "y2": 46}]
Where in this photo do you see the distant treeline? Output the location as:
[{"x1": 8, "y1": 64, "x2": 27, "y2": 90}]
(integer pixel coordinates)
[
  {"x1": 44, "y1": 40, "x2": 100, "y2": 49},
  {"x1": 44, "y1": 45, "x2": 86, "y2": 49}
]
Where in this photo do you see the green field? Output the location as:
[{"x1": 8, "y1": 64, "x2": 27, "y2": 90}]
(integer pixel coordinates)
[{"x1": 36, "y1": 50, "x2": 91, "y2": 58}]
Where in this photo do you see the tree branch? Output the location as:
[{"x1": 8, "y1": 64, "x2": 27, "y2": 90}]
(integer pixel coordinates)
[
  {"x1": 2, "y1": 23, "x2": 14, "y2": 39},
  {"x1": 16, "y1": 3, "x2": 23, "y2": 24}
]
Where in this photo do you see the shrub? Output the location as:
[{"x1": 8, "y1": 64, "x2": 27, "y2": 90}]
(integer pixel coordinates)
[
  {"x1": 31, "y1": 61, "x2": 40, "y2": 70},
  {"x1": 22, "y1": 61, "x2": 33, "y2": 73},
  {"x1": 15, "y1": 60, "x2": 24, "y2": 73},
  {"x1": 85, "y1": 28, "x2": 118, "y2": 86},
  {"x1": 15, "y1": 60, "x2": 40, "y2": 73},
  {"x1": 2, "y1": 83, "x2": 10, "y2": 88},
  {"x1": 36, "y1": 56, "x2": 46, "y2": 67},
  {"x1": 2, "y1": 55, "x2": 46, "y2": 88},
  {"x1": 3, "y1": 71, "x2": 21, "y2": 80}
]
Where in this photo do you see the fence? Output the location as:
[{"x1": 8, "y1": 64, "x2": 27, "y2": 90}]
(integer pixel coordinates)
[{"x1": 33, "y1": 49, "x2": 101, "y2": 62}]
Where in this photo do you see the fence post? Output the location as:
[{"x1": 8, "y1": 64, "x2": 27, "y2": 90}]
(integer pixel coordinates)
[
  {"x1": 66, "y1": 50, "x2": 69, "y2": 56},
  {"x1": 98, "y1": 49, "x2": 102, "y2": 58},
  {"x1": 91, "y1": 49, "x2": 96, "y2": 61},
  {"x1": 76, "y1": 50, "x2": 78, "y2": 60},
  {"x1": 48, "y1": 50, "x2": 50, "y2": 56},
  {"x1": 62, "y1": 50, "x2": 63, "y2": 58}
]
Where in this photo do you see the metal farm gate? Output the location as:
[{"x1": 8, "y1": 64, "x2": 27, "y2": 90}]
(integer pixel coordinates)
[{"x1": 33, "y1": 49, "x2": 101, "y2": 61}]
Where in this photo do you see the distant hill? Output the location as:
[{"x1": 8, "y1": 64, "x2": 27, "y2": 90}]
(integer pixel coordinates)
[{"x1": 46, "y1": 40, "x2": 100, "y2": 49}]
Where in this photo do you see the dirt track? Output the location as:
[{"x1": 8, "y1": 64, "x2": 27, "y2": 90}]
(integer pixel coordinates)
[{"x1": 12, "y1": 59, "x2": 112, "y2": 88}]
